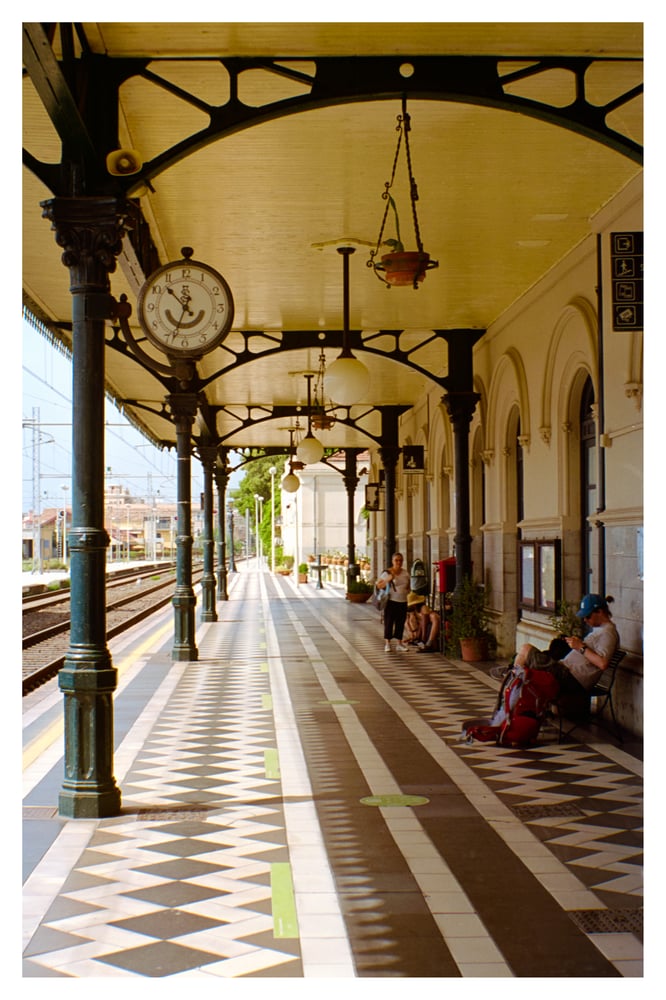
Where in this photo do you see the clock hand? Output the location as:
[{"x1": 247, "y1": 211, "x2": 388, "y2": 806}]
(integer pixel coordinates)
[{"x1": 167, "y1": 285, "x2": 194, "y2": 315}]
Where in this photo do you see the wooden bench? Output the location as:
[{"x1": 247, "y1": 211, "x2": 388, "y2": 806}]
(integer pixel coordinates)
[{"x1": 557, "y1": 648, "x2": 626, "y2": 743}]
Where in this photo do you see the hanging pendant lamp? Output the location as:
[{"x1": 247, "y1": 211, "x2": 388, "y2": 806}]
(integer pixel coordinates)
[
  {"x1": 324, "y1": 247, "x2": 370, "y2": 406},
  {"x1": 281, "y1": 428, "x2": 302, "y2": 493},
  {"x1": 296, "y1": 373, "x2": 325, "y2": 464},
  {"x1": 311, "y1": 349, "x2": 337, "y2": 430}
]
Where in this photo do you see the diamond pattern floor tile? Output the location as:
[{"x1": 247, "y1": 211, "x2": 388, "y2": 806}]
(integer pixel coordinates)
[{"x1": 24, "y1": 573, "x2": 642, "y2": 978}]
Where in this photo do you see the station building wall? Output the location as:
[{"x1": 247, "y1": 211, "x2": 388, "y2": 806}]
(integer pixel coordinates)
[{"x1": 367, "y1": 174, "x2": 643, "y2": 735}]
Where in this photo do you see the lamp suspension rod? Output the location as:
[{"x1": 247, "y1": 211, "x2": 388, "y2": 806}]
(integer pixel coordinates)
[
  {"x1": 337, "y1": 246, "x2": 355, "y2": 357},
  {"x1": 305, "y1": 374, "x2": 314, "y2": 434}
]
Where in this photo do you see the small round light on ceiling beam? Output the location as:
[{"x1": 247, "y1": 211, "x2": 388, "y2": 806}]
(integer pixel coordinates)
[
  {"x1": 296, "y1": 434, "x2": 324, "y2": 465},
  {"x1": 324, "y1": 355, "x2": 370, "y2": 406}
]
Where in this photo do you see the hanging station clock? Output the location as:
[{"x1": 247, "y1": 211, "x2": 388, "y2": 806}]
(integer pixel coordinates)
[{"x1": 137, "y1": 247, "x2": 234, "y2": 358}]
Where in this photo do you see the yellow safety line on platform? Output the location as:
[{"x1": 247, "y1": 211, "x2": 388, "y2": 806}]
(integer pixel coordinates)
[{"x1": 22, "y1": 620, "x2": 174, "y2": 771}]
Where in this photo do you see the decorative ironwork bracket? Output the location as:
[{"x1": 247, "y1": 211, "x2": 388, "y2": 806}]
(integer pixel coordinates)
[
  {"x1": 198, "y1": 327, "x2": 478, "y2": 391},
  {"x1": 23, "y1": 24, "x2": 642, "y2": 216}
]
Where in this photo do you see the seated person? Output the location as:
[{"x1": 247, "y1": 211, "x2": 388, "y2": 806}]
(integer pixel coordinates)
[
  {"x1": 405, "y1": 592, "x2": 441, "y2": 653},
  {"x1": 514, "y1": 594, "x2": 619, "y2": 716}
]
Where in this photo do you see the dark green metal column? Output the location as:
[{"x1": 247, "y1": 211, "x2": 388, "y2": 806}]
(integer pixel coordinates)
[
  {"x1": 214, "y1": 460, "x2": 229, "y2": 601},
  {"x1": 198, "y1": 444, "x2": 218, "y2": 622},
  {"x1": 168, "y1": 392, "x2": 199, "y2": 660},
  {"x1": 443, "y1": 392, "x2": 479, "y2": 590},
  {"x1": 227, "y1": 504, "x2": 237, "y2": 572},
  {"x1": 441, "y1": 330, "x2": 483, "y2": 592},
  {"x1": 42, "y1": 197, "x2": 127, "y2": 819},
  {"x1": 343, "y1": 448, "x2": 363, "y2": 587},
  {"x1": 378, "y1": 407, "x2": 403, "y2": 569}
]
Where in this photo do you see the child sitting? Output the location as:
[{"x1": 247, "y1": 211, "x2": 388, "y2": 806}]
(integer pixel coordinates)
[{"x1": 405, "y1": 592, "x2": 441, "y2": 653}]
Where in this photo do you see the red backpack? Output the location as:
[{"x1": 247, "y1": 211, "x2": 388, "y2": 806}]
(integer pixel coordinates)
[{"x1": 463, "y1": 667, "x2": 560, "y2": 748}]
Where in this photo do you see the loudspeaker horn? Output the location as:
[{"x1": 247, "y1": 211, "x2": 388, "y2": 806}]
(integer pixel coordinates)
[{"x1": 106, "y1": 149, "x2": 142, "y2": 176}]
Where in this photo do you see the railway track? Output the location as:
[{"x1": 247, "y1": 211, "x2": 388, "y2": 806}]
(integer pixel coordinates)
[
  {"x1": 22, "y1": 565, "x2": 203, "y2": 695},
  {"x1": 22, "y1": 562, "x2": 175, "y2": 607}
]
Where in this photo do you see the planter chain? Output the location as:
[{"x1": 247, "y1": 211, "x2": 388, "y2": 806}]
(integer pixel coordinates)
[
  {"x1": 368, "y1": 116, "x2": 403, "y2": 273},
  {"x1": 401, "y1": 98, "x2": 424, "y2": 254}
]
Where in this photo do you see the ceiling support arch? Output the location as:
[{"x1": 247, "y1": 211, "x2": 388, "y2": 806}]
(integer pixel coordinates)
[
  {"x1": 23, "y1": 23, "x2": 642, "y2": 205},
  {"x1": 127, "y1": 53, "x2": 642, "y2": 188}
]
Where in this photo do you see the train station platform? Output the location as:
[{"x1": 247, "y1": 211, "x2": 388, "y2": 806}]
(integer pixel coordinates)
[{"x1": 23, "y1": 568, "x2": 645, "y2": 982}]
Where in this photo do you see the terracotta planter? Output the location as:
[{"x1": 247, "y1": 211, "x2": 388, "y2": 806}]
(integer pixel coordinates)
[
  {"x1": 346, "y1": 592, "x2": 371, "y2": 603},
  {"x1": 378, "y1": 251, "x2": 435, "y2": 287},
  {"x1": 459, "y1": 637, "x2": 490, "y2": 662},
  {"x1": 298, "y1": 573, "x2": 308, "y2": 583}
]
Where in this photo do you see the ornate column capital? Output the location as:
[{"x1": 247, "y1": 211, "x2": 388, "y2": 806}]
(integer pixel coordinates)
[
  {"x1": 41, "y1": 196, "x2": 129, "y2": 295},
  {"x1": 442, "y1": 390, "x2": 481, "y2": 428},
  {"x1": 213, "y1": 464, "x2": 229, "y2": 490},
  {"x1": 167, "y1": 392, "x2": 200, "y2": 423},
  {"x1": 378, "y1": 444, "x2": 401, "y2": 469},
  {"x1": 198, "y1": 444, "x2": 219, "y2": 469}
]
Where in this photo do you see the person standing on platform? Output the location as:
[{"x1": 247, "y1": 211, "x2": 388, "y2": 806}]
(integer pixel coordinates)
[{"x1": 376, "y1": 553, "x2": 411, "y2": 652}]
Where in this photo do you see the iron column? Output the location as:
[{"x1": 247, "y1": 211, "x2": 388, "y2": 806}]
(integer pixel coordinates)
[
  {"x1": 228, "y1": 503, "x2": 236, "y2": 572},
  {"x1": 168, "y1": 392, "x2": 199, "y2": 660},
  {"x1": 198, "y1": 444, "x2": 217, "y2": 622},
  {"x1": 379, "y1": 407, "x2": 403, "y2": 568},
  {"x1": 343, "y1": 448, "x2": 362, "y2": 587},
  {"x1": 214, "y1": 461, "x2": 229, "y2": 601},
  {"x1": 440, "y1": 330, "x2": 483, "y2": 592},
  {"x1": 42, "y1": 196, "x2": 126, "y2": 819}
]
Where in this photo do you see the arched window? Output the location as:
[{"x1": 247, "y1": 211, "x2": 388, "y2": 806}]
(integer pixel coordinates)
[{"x1": 580, "y1": 377, "x2": 596, "y2": 593}]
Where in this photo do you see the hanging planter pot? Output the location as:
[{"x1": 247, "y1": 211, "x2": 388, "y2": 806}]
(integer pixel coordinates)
[
  {"x1": 368, "y1": 98, "x2": 438, "y2": 290},
  {"x1": 376, "y1": 250, "x2": 436, "y2": 288}
]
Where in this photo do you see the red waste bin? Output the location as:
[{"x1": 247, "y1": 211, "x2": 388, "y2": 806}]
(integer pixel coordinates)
[{"x1": 434, "y1": 557, "x2": 456, "y2": 594}]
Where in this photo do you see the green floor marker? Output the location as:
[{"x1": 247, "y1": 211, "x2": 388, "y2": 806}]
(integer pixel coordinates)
[
  {"x1": 261, "y1": 693, "x2": 273, "y2": 710},
  {"x1": 264, "y1": 748, "x2": 280, "y2": 780},
  {"x1": 361, "y1": 794, "x2": 429, "y2": 807},
  {"x1": 271, "y1": 862, "x2": 299, "y2": 938}
]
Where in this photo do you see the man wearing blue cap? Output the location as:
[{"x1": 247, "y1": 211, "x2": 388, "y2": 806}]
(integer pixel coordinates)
[{"x1": 513, "y1": 593, "x2": 619, "y2": 713}]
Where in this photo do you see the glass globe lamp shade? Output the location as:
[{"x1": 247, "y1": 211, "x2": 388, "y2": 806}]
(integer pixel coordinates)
[
  {"x1": 324, "y1": 355, "x2": 370, "y2": 406},
  {"x1": 281, "y1": 471, "x2": 301, "y2": 493},
  {"x1": 296, "y1": 433, "x2": 324, "y2": 465}
]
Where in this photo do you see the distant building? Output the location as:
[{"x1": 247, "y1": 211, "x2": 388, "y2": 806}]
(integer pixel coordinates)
[
  {"x1": 22, "y1": 486, "x2": 203, "y2": 570},
  {"x1": 279, "y1": 452, "x2": 369, "y2": 567}
]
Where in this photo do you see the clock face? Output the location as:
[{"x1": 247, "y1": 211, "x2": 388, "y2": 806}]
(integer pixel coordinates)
[{"x1": 137, "y1": 258, "x2": 234, "y2": 357}]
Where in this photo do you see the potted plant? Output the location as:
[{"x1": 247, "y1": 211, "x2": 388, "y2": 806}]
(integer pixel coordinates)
[
  {"x1": 448, "y1": 576, "x2": 493, "y2": 661},
  {"x1": 345, "y1": 578, "x2": 374, "y2": 603},
  {"x1": 372, "y1": 198, "x2": 438, "y2": 289},
  {"x1": 298, "y1": 562, "x2": 309, "y2": 583},
  {"x1": 546, "y1": 599, "x2": 584, "y2": 659},
  {"x1": 548, "y1": 599, "x2": 584, "y2": 639},
  {"x1": 276, "y1": 554, "x2": 294, "y2": 576}
]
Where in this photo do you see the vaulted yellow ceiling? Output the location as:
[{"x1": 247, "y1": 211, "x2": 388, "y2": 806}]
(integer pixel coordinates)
[{"x1": 22, "y1": 22, "x2": 643, "y2": 455}]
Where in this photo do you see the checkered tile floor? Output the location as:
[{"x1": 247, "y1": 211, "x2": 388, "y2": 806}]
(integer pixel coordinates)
[{"x1": 23, "y1": 570, "x2": 643, "y2": 978}]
